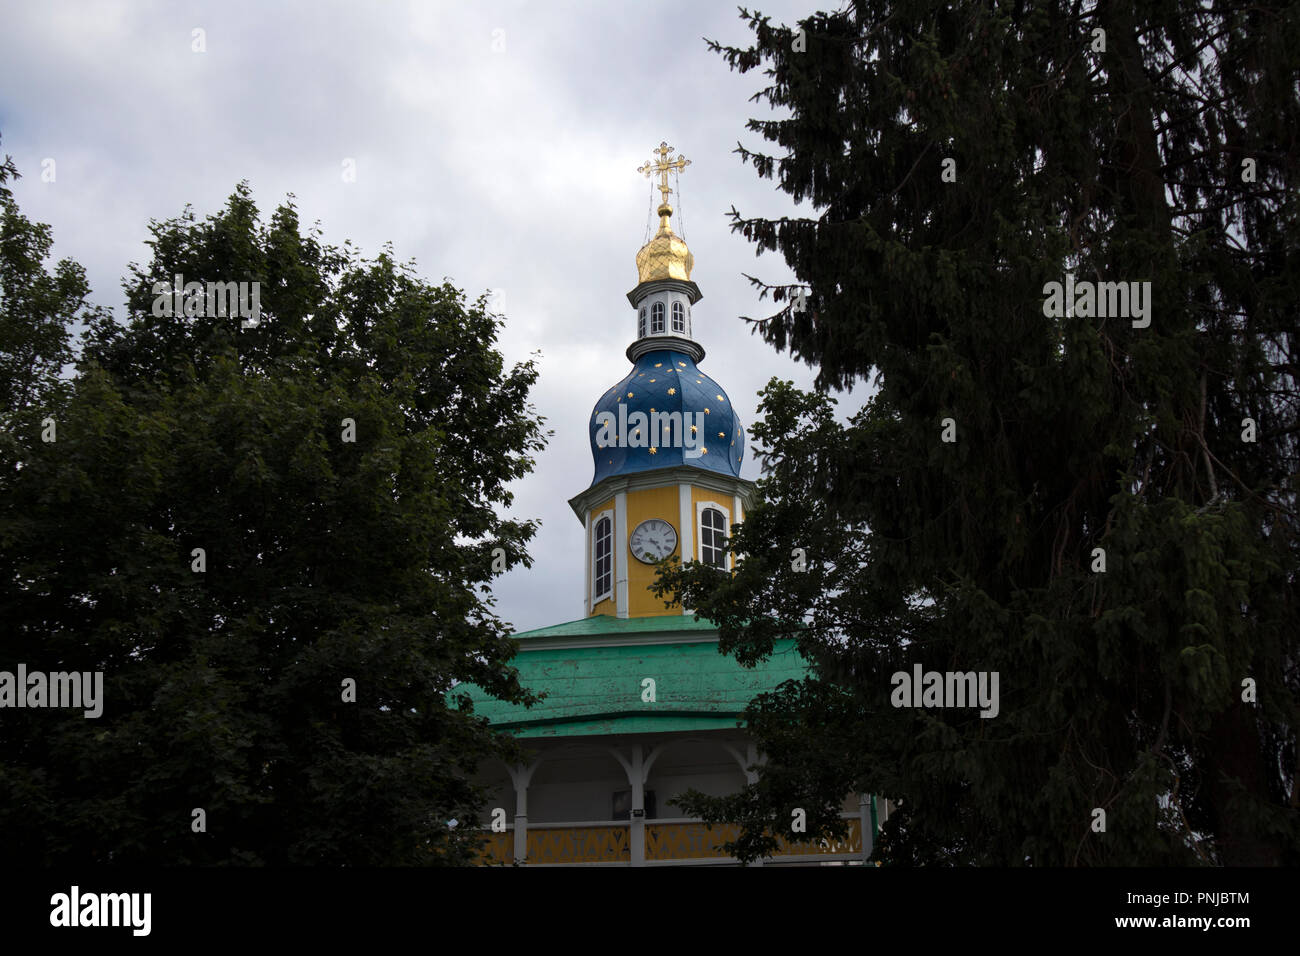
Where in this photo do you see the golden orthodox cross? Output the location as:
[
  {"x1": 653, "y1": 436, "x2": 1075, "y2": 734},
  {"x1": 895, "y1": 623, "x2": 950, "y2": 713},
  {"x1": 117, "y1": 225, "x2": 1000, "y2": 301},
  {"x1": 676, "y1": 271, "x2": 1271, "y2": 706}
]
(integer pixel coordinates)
[{"x1": 637, "y1": 141, "x2": 690, "y2": 205}]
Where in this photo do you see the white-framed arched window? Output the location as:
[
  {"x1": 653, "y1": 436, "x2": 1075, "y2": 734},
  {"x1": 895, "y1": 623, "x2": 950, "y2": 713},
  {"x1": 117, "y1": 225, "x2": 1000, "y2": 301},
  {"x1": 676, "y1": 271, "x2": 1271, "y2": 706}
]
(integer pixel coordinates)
[
  {"x1": 671, "y1": 301, "x2": 685, "y2": 333},
  {"x1": 592, "y1": 510, "x2": 614, "y2": 603},
  {"x1": 651, "y1": 301, "x2": 665, "y2": 334},
  {"x1": 639, "y1": 307, "x2": 647, "y2": 338},
  {"x1": 696, "y1": 502, "x2": 730, "y2": 570}
]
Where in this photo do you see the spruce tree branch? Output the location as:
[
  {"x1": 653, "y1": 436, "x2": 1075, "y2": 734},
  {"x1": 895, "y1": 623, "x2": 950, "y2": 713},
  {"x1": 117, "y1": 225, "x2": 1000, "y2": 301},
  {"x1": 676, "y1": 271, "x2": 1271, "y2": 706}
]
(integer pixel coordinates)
[
  {"x1": 1261, "y1": 423, "x2": 1300, "y2": 441},
  {"x1": 1168, "y1": 191, "x2": 1280, "y2": 217},
  {"x1": 1160, "y1": 750, "x2": 1211, "y2": 864},
  {"x1": 1200, "y1": 373, "x2": 1219, "y2": 499},
  {"x1": 888, "y1": 142, "x2": 933, "y2": 200},
  {"x1": 1148, "y1": 23, "x2": 1233, "y2": 87},
  {"x1": 1071, "y1": 720, "x2": 1120, "y2": 866},
  {"x1": 1199, "y1": 441, "x2": 1257, "y2": 501},
  {"x1": 1153, "y1": 677, "x2": 1172, "y2": 756}
]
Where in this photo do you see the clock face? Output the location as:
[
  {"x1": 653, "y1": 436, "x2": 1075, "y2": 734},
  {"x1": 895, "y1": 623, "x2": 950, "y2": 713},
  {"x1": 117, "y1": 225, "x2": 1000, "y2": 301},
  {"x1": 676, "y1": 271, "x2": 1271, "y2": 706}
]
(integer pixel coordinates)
[{"x1": 630, "y1": 519, "x2": 678, "y2": 563}]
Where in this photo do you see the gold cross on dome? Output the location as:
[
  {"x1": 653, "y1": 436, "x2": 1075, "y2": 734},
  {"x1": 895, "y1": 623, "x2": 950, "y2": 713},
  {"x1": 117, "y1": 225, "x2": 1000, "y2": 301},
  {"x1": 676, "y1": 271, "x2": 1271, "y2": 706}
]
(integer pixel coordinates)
[{"x1": 637, "y1": 141, "x2": 690, "y2": 205}]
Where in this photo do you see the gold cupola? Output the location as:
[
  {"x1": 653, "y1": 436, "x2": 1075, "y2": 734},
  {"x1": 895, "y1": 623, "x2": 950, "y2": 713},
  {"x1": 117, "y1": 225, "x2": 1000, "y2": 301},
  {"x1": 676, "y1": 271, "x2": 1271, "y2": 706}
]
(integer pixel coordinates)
[
  {"x1": 626, "y1": 140, "x2": 704, "y2": 363},
  {"x1": 634, "y1": 142, "x2": 695, "y2": 284},
  {"x1": 635, "y1": 201, "x2": 694, "y2": 283}
]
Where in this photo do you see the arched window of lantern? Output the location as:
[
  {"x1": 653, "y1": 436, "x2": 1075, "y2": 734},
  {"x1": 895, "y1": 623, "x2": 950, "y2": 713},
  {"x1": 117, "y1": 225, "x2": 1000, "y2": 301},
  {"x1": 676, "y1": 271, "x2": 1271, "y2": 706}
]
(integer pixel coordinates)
[
  {"x1": 672, "y1": 301, "x2": 685, "y2": 333},
  {"x1": 639, "y1": 307, "x2": 647, "y2": 339},
  {"x1": 696, "y1": 503, "x2": 730, "y2": 570},
  {"x1": 593, "y1": 511, "x2": 613, "y2": 603},
  {"x1": 651, "y1": 301, "x2": 665, "y2": 334}
]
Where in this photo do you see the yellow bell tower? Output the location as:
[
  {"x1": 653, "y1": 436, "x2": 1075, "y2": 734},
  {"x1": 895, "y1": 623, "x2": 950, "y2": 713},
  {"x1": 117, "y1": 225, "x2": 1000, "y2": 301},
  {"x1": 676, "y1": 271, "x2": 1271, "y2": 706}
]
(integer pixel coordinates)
[{"x1": 568, "y1": 142, "x2": 754, "y2": 619}]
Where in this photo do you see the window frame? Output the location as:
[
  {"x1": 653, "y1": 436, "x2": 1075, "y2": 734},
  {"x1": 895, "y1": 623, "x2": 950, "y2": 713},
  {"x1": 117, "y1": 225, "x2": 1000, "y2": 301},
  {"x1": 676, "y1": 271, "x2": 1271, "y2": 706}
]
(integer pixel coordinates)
[
  {"x1": 650, "y1": 301, "x2": 665, "y2": 334},
  {"x1": 696, "y1": 502, "x2": 730, "y2": 570},
  {"x1": 671, "y1": 301, "x2": 685, "y2": 333},
  {"x1": 592, "y1": 510, "x2": 614, "y2": 604}
]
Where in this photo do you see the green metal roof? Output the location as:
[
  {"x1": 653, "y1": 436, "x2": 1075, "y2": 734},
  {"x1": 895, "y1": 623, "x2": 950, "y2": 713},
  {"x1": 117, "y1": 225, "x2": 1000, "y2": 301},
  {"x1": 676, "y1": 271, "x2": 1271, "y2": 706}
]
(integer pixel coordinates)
[
  {"x1": 457, "y1": 617, "x2": 808, "y2": 738},
  {"x1": 511, "y1": 614, "x2": 721, "y2": 640}
]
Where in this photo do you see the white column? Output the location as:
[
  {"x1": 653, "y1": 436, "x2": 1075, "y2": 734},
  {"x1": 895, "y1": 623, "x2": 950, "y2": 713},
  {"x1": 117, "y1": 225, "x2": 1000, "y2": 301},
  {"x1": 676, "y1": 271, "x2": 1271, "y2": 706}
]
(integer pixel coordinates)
[
  {"x1": 583, "y1": 510, "x2": 591, "y2": 616},
  {"x1": 512, "y1": 766, "x2": 529, "y2": 864},
  {"x1": 859, "y1": 792, "x2": 873, "y2": 862},
  {"x1": 614, "y1": 491, "x2": 629, "y2": 618},
  {"x1": 732, "y1": 493, "x2": 744, "y2": 569},
  {"x1": 630, "y1": 745, "x2": 645, "y2": 866},
  {"x1": 678, "y1": 483, "x2": 692, "y2": 614}
]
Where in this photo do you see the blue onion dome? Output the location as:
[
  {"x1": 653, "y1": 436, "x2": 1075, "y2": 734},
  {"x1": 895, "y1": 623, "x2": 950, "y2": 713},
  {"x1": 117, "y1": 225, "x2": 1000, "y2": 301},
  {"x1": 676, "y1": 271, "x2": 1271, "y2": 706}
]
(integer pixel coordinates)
[{"x1": 588, "y1": 348, "x2": 745, "y2": 486}]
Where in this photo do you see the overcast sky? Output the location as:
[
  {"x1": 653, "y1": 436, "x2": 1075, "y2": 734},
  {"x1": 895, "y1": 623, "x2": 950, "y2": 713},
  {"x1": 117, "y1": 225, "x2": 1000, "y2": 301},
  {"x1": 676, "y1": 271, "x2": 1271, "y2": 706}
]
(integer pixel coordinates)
[{"x1": 0, "y1": 0, "x2": 858, "y2": 634}]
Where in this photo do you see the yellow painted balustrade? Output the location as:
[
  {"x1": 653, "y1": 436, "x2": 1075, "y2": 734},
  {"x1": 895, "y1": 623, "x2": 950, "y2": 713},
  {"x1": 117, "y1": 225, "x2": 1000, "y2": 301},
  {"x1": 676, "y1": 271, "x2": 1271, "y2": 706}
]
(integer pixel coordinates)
[
  {"x1": 528, "y1": 824, "x2": 631, "y2": 863},
  {"x1": 645, "y1": 821, "x2": 737, "y2": 860},
  {"x1": 474, "y1": 816, "x2": 862, "y2": 864},
  {"x1": 646, "y1": 818, "x2": 862, "y2": 860},
  {"x1": 475, "y1": 831, "x2": 512, "y2": 866}
]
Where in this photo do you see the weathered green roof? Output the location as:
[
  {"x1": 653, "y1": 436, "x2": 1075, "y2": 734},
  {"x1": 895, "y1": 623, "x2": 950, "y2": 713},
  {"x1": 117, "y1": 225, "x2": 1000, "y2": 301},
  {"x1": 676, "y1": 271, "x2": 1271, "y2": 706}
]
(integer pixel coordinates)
[
  {"x1": 512, "y1": 614, "x2": 721, "y2": 640},
  {"x1": 458, "y1": 617, "x2": 808, "y2": 738}
]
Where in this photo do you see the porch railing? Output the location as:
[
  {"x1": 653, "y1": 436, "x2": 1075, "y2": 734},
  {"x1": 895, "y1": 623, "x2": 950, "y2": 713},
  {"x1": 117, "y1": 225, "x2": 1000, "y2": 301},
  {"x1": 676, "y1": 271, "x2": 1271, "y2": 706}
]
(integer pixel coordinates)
[{"x1": 475, "y1": 814, "x2": 864, "y2": 865}]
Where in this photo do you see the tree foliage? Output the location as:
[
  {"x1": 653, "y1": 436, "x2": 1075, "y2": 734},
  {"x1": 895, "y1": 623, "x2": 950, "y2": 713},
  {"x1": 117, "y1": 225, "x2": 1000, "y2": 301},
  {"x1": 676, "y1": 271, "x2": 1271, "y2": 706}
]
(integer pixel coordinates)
[
  {"x1": 0, "y1": 148, "x2": 103, "y2": 420},
  {"x1": 0, "y1": 172, "x2": 547, "y2": 864},
  {"x1": 662, "y1": 1, "x2": 1299, "y2": 865}
]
